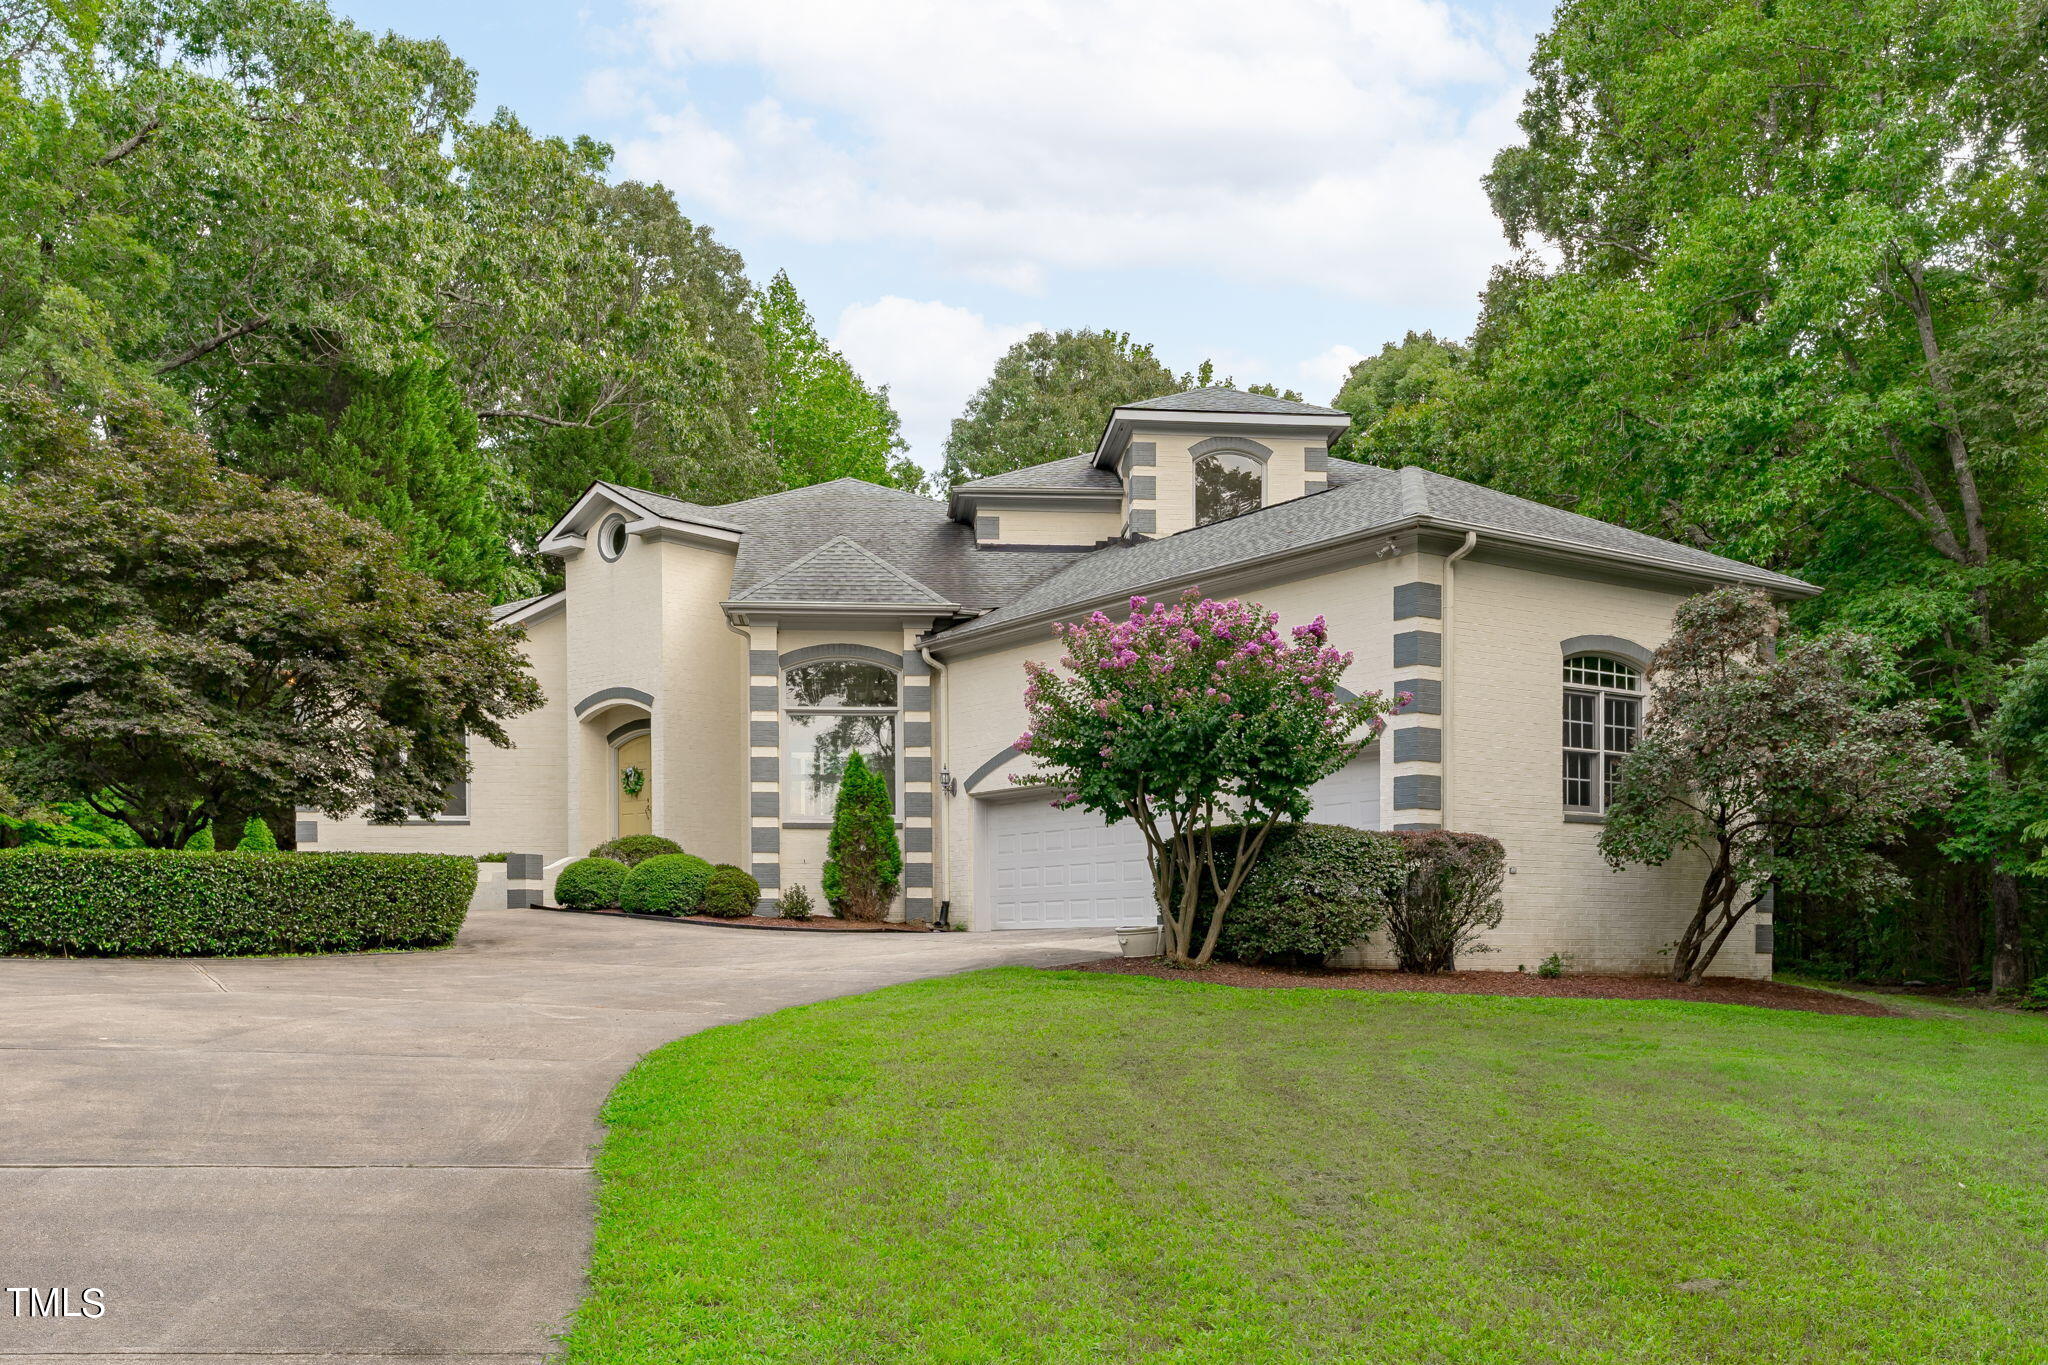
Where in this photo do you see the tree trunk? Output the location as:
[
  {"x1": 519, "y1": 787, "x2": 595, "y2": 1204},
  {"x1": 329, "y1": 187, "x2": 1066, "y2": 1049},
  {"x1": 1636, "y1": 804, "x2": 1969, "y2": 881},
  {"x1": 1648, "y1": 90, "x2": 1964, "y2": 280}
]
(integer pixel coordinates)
[{"x1": 1990, "y1": 871, "x2": 2026, "y2": 993}]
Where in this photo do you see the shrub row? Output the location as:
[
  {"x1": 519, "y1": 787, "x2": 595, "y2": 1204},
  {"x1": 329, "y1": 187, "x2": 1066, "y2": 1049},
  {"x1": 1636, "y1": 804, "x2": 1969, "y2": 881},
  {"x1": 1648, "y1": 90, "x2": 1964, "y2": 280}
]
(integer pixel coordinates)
[
  {"x1": 1194, "y1": 824, "x2": 1505, "y2": 971},
  {"x1": 555, "y1": 850, "x2": 762, "y2": 919},
  {"x1": 0, "y1": 849, "x2": 475, "y2": 957}
]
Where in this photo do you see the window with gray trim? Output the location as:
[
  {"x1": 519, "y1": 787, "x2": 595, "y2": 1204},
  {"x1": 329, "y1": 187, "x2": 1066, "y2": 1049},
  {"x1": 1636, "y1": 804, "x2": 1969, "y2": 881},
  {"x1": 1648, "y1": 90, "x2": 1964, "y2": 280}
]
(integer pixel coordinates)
[
  {"x1": 1563, "y1": 654, "x2": 1640, "y2": 812},
  {"x1": 782, "y1": 660, "x2": 898, "y2": 819},
  {"x1": 597, "y1": 514, "x2": 629, "y2": 561},
  {"x1": 1194, "y1": 451, "x2": 1263, "y2": 525}
]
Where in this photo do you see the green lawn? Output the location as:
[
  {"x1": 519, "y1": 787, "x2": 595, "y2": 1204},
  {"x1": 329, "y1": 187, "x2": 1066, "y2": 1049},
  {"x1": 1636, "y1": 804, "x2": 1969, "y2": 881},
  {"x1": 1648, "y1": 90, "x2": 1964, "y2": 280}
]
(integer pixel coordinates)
[{"x1": 563, "y1": 970, "x2": 2048, "y2": 1364}]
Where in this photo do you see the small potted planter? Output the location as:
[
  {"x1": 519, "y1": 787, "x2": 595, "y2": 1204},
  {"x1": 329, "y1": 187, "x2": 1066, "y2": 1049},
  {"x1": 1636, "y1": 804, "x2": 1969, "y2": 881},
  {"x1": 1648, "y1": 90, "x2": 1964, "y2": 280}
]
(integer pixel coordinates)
[{"x1": 1116, "y1": 923, "x2": 1162, "y2": 958}]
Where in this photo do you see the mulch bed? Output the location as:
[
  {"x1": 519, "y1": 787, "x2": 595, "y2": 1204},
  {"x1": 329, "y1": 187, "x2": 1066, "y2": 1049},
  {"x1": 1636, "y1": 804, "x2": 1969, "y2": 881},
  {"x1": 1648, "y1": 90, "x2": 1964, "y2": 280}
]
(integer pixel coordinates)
[
  {"x1": 539, "y1": 905, "x2": 936, "y2": 932},
  {"x1": 1070, "y1": 956, "x2": 1889, "y2": 1017}
]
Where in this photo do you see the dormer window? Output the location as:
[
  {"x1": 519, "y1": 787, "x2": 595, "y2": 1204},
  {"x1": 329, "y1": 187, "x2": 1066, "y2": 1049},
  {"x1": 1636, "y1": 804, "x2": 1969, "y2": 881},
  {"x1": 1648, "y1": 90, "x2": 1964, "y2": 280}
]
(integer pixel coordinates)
[{"x1": 1194, "y1": 451, "x2": 1263, "y2": 526}]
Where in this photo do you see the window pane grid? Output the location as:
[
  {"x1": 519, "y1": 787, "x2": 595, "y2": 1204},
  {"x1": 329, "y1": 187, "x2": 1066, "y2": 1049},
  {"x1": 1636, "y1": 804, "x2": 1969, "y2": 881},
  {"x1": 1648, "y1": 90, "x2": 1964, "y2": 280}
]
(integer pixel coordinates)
[
  {"x1": 1563, "y1": 752, "x2": 1595, "y2": 808},
  {"x1": 1563, "y1": 691, "x2": 1595, "y2": 750},
  {"x1": 1603, "y1": 695, "x2": 1639, "y2": 753},
  {"x1": 1563, "y1": 654, "x2": 1640, "y2": 814},
  {"x1": 1563, "y1": 656, "x2": 1639, "y2": 691}
]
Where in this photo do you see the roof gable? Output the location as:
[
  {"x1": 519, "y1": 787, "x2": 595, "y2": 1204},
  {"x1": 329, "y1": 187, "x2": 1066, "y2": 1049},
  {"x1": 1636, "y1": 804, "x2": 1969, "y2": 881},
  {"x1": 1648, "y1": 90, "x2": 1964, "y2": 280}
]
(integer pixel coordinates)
[{"x1": 727, "y1": 534, "x2": 954, "y2": 606}]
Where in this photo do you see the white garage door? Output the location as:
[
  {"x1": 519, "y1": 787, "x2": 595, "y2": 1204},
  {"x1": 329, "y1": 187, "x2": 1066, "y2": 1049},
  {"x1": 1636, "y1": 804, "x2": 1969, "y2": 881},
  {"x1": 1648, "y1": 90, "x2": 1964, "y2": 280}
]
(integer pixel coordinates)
[
  {"x1": 1307, "y1": 750, "x2": 1381, "y2": 830},
  {"x1": 983, "y1": 751, "x2": 1382, "y2": 931},
  {"x1": 985, "y1": 799, "x2": 1155, "y2": 930}
]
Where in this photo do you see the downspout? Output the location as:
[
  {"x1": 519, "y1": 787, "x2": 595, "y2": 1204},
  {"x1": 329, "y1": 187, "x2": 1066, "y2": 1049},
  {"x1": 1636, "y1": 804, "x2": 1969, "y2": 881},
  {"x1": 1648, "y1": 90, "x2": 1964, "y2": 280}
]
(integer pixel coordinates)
[
  {"x1": 1440, "y1": 531, "x2": 1479, "y2": 829},
  {"x1": 919, "y1": 643, "x2": 951, "y2": 923}
]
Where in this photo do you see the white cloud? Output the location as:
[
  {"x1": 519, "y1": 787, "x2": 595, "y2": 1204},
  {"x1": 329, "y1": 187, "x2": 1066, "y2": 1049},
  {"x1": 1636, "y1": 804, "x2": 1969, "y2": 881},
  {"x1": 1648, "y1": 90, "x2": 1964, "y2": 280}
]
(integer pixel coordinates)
[
  {"x1": 1298, "y1": 344, "x2": 1368, "y2": 400},
  {"x1": 611, "y1": 0, "x2": 1527, "y2": 304},
  {"x1": 832, "y1": 297, "x2": 1040, "y2": 471}
]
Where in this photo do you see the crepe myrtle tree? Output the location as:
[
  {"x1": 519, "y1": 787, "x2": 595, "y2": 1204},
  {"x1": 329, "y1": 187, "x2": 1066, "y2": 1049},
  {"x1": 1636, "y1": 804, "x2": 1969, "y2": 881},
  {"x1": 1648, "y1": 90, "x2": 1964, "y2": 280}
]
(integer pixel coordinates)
[
  {"x1": 1601, "y1": 587, "x2": 1965, "y2": 984},
  {"x1": 1015, "y1": 590, "x2": 1396, "y2": 967}
]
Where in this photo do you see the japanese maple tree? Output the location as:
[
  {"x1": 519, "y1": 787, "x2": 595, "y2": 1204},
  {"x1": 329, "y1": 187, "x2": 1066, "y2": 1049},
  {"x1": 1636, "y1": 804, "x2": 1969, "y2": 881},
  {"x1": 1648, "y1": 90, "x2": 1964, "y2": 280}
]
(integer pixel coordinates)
[{"x1": 1015, "y1": 590, "x2": 1395, "y2": 966}]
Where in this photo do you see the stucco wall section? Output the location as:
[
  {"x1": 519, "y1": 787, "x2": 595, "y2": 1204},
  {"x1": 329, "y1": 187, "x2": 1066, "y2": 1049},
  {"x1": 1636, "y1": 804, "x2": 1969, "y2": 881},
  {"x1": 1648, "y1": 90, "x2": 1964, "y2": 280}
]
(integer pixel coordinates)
[
  {"x1": 308, "y1": 609, "x2": 570, "y2": 864},
  {"x1": 1440, "y1": 555, "x2": 1767, "y2": 978},
  {"x1": 655, "y1": 539, "x2": 748, "y2": 866},
  {"x1": 980, "y1": 504, "x2": 1122, "y2": 547},
  {"x1": 1137, "y1": 430, "x2": 1313, "y2": 536},
  {"x1": 559, "y1": 534, "x2": 745, "y2": 866},
  {"x1": 933, "y1": 547, "x2": 1764, "y2": 976}
]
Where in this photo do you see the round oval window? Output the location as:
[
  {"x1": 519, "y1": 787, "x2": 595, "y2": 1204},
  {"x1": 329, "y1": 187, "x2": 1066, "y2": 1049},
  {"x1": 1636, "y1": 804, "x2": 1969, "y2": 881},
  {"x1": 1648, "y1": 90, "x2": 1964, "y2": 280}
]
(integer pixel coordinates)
[{"x1": 598, "y1": 515, "x2": 629, "y2": 561}]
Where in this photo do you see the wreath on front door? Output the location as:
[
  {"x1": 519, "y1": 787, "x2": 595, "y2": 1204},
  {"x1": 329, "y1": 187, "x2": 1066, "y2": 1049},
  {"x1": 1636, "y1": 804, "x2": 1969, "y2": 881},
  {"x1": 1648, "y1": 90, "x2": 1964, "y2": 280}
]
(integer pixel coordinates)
[{"x1": 620, "y1": 765, "x2": 646, "y2": 798}]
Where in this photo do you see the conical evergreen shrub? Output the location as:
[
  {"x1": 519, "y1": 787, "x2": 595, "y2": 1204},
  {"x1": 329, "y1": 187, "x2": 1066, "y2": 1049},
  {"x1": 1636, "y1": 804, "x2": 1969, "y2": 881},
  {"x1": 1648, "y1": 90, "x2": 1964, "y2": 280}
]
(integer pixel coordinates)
[{"x1": 820, "y1": 752, "x2": 900, "y2": 921}]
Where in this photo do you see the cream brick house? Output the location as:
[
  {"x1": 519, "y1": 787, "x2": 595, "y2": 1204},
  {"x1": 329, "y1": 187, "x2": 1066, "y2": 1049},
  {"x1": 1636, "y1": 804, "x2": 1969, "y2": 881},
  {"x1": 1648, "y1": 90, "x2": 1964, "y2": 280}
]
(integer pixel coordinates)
[{"x1": 306, "y1": 388, "x2": 1816, "y2": 975}]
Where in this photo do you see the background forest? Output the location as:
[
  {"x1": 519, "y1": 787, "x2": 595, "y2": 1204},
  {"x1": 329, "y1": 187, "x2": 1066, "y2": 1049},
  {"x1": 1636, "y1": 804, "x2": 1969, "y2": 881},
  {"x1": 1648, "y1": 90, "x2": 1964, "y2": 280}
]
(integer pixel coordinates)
[{"x1": 3, "y1": 0, "x2": 2044, "y2": 988}]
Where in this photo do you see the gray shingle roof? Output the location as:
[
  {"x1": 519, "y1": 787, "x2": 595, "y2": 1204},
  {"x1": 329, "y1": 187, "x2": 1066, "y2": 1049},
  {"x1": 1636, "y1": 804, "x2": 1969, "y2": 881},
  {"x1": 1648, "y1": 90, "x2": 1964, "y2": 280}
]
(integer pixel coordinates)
[
  {"x1": 1122, "y1": 387, "x2": 1346, "y2": 417},
  {"x1": 950, "y1": 454, "x2": 1122, "y2": 493},
  {"x1": 930, "y1": 462, "x2": 1812, "y2": 648},
  {"x1": 609, "y1": 477, "x2": 1088, "y2": 611},
  {"x1": 489, "y1": 595, "x2": 546, "y2": 621},
  {"x1": 729, "y1": 535, "x2": 953, "y2": 605},
  {"x1": 594, "y1": 482, "x2": 745, "y2": 531}
]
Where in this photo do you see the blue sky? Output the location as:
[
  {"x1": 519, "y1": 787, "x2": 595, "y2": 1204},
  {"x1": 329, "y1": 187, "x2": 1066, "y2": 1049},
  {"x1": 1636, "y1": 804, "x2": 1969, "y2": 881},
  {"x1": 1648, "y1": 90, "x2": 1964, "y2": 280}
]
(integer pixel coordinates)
[{"x1": 333, "y1": 0, "x2": 1556, "y2": 471}]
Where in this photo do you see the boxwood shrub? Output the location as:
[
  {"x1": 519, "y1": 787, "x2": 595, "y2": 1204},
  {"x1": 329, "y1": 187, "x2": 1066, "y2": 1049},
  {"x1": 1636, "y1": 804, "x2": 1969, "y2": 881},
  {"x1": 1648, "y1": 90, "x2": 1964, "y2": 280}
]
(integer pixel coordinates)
[
  {"x1": 699, "y1": 866, "x2": 761, "y2": 919},
  {"x1": 0, "y1": 849, "x2": 474, "y2": 957},
  {"x1": 589, "y1": 835, "x2": 685, "y2": 867},
  {"x1": 555, "y1": 856, "x2": 629, "y2": 909},
  {"x1": 620, "y1": 853, "x2": 714, "y2": 915},
  {"x1": 1195, "y1": 822, "x2": 1409, "y2": 965}
]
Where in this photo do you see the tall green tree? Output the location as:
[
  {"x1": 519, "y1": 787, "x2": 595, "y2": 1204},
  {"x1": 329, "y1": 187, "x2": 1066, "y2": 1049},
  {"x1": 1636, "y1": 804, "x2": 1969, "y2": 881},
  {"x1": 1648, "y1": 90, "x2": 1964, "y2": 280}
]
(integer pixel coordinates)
[
  {"x1": 752, "y1": 270, "x2": 923, "y2": 494},
  {"x1": 1410, "y1": 0, "x2": 2048, "y2": 987},
  {"x1": 942, "y1": 329, "x2": 1181, "y2": 485},
  {"x1": 2, "y1": 0, "x2": 780, "y2": 588},
  {"x1": 1, "y1": 0, "x2": 471, "y2": 409},
  {"x1": 1328, "y1": 331, "x2": 1467, "y2": 462},
  {"x1": 223, "y1": 360, "x2": 512, "y2": 598},
  {"x1": 0, "y1": 387, "x2": 541, "y2": 848}
]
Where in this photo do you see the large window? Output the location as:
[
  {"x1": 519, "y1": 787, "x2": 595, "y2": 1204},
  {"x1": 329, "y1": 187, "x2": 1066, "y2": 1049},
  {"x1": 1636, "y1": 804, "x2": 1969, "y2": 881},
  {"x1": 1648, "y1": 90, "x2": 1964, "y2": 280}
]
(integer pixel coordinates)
[
  {"x1": 1194, "y1": 451, "x2": 1263, "y2": 526},
  {"x1": 783, "y1": 660, "x2": 898, "y2": 819},
  {"x1": 1562, "y1": 654, "x2": 1639, "y2": 814}
]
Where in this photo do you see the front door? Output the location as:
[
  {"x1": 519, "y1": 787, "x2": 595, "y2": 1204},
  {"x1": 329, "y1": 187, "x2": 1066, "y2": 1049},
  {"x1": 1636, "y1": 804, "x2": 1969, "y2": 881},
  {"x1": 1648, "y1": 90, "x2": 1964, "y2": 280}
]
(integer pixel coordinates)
[{"x1": 615, "y1": 735, "x2": 652, "y2": 838}]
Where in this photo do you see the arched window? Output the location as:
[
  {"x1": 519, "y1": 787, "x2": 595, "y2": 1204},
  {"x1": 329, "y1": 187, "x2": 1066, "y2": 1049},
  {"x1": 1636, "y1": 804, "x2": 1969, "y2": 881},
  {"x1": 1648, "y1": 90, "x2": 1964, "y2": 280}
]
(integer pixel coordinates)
[
  {"x1": 1194, "y1": 451, "x2": 1263, "y2": 526},
  {"x1": 783, "y1": 660, "x2": 899, "y2": 819},
  {"x1": 1563, "y1": 654, "x2": 1640, "y2": 813}
]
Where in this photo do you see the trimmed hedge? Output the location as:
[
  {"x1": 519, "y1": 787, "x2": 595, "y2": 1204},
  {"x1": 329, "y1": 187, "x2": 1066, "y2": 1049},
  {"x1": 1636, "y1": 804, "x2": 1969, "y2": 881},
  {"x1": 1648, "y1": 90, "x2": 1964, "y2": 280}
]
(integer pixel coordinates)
[
  {"x1": 0, "y1": 849, "x2": 474, "y2": 957},
  {"x1": 699, "y1": 866, "x2": 761, "y2": 919},
  {"x1": 556, "y1": 856, "x2": 629, "y2": 909},
  {"x1": 1196, "y1": 823, "x2": 1408, "y2": 965},
  {"x1": 620, "y1": 853, "x2": 714, "y2": 915},
  {"x1": 589, "y1": 835, "x2": 685, "y2": 868}
]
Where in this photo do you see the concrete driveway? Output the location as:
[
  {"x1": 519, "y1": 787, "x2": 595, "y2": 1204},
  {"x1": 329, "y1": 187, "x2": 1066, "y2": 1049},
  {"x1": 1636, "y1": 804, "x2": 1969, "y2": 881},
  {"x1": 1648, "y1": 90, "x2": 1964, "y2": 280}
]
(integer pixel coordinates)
[{"x1": 0, "y1": 908, "x2": 1116, "y2": 1364}]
